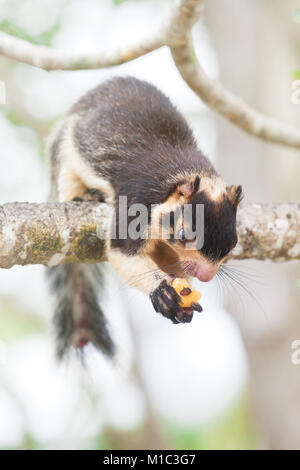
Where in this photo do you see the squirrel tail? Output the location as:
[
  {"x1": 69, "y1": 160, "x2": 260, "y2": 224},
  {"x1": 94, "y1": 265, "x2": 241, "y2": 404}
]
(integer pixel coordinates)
[{"x1": 46, "y1": 263, "x2": 115, "y2": 360}]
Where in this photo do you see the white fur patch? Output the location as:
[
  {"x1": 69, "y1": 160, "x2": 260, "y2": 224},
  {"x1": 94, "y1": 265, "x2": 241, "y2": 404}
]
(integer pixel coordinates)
[{"x1": 50, "y1": 115, "x2": 115, "y2": 204}]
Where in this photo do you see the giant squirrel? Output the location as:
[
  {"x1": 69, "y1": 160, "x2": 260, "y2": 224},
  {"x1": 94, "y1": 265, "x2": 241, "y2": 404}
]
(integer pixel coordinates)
[{"x1": 47, "y1": 76, "x2": 242, "y2": 359}]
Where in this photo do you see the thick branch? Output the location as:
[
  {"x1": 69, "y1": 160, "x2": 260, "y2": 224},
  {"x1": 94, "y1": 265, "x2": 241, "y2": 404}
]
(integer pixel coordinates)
[
  {"x1": 234, "y1": 203, "x2": 300, "y2": 261},
  {"x1": 0, "y1": 202, "x2": 110, "y2": 269},
  {"x1": 0, "y1": 201, "x2": 299, "y2": 269}
]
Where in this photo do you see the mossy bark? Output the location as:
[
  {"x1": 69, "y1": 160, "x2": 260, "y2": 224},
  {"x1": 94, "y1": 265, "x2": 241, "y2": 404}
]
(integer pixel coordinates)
[{"x1": 0, "y1": 201, "x2": 299, "y2": 269}]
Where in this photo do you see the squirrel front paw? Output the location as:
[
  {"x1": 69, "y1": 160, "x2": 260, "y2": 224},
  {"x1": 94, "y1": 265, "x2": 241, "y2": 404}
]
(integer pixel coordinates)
[{"x1": 150, "y1": 279, "x2": 202, "y2": 324}]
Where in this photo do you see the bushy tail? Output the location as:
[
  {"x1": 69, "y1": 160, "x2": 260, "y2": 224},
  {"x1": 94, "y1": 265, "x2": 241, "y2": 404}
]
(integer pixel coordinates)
[{"x1": 47, "y1": 263, "x2": 115, "y2": 360}]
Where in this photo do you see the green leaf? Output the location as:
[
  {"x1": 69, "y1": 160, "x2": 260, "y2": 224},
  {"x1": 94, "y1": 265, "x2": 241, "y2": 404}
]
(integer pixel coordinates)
[{"x1": 296, "y1": 280, "x2": 300, "y2": 289}]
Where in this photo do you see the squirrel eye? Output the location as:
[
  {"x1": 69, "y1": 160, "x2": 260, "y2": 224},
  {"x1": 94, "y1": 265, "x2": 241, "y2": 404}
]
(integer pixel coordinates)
[{"x1": 178, "y1": 227, "x2": 186, "y2": 243}]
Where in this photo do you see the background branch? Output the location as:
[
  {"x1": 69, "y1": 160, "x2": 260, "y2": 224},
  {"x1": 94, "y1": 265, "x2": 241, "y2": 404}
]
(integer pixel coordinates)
[
  {"x1": 0, "y1": 0, "x2": 299, "y2": 150},
  {"x1": 0, "y1": 201, "x2": 299, "y2": 269},
  {"x1": 171, "y1": 38, "x2": 300, "y2": 149},
  {"x1": 0, "y1": 29, "x2": 165, "y2": 71},
  {"x1": 0, "y1": 0, "x2": 201, "y2": 70}
]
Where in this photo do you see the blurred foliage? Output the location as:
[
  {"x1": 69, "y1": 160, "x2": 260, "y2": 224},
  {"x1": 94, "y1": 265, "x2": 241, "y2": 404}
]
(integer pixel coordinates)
[
  {"x1": 0, "y1": 297, "x2": 44, "y2": 341},
  {"x1": 167, "y1": 395, "x2": 257, "y2": 450},
  {"x1": 91, "y1": 394, "x2": 257, "y2": 451},
  {"x1": 0, "y1": 19, "x2": 61, "y2": 46},
  {"x1": 2, "y1": 109, "x2": 24, "y2": 128},
  {"x1": 294, "y1": 9, "x2": 300, "y2": 22},
  {"x1": 113, "y1": 0, "x2": 130, "y2": 5},
  {"x1": 21, "y1": 433, "x2": 39, "y2": 450},
  {"x1": 0, "y1": 107, "x2": 47, "y2": 162},
  {"x1": 294, "y1": 70, "x2": 300, "y2": 80},
  {"x1": 294, "y1": 10, "x2": 300, "y2": 79}
]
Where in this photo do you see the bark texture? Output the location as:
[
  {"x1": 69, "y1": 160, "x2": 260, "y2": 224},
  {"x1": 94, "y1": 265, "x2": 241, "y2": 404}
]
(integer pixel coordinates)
[{"x1": 0, "y1": 201, "x2": 299, "y2": 269}]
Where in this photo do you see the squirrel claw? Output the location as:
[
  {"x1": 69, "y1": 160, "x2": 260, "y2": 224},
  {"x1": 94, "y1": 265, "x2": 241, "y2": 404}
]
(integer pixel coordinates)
[
  {"x1": 150, "y1": 280, "x2": 197, "y2": 324},
  {"x1": 191, "y1": 302, "x2": 203, "y2": 313}
]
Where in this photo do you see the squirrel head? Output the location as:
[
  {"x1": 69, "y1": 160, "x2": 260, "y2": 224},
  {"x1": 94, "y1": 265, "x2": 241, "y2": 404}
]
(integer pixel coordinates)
[{"x1": 150, "y1": 174, "x2": 243, "y2": 281}]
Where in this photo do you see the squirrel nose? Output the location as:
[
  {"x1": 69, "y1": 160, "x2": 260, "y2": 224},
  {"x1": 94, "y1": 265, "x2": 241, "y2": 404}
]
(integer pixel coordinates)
[{"x1": 194, "y1": 263, "x2": 217, "y2": 282}]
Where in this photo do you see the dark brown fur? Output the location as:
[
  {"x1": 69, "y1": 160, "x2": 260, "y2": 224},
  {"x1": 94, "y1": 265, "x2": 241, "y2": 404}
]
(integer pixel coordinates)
[
  {"x1": 73, "y1": 77, "x2": 217, "y2": 207},
  {"x1": 73, "y1": 77, "x2": 229, "y2": 256},
  {"x1": 47, "y1": 76, "x2": 242, "y2": 358}
]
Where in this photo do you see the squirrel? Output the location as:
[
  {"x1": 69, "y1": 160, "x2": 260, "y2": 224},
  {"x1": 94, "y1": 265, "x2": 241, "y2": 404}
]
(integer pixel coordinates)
[{"x1": 46, "y1": 76, "x2": 242, "y2": 359}]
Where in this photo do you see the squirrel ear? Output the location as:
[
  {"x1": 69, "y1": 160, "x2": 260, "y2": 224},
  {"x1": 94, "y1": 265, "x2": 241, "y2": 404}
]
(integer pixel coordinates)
[
  {"x1": 227, "y1": 185, "x2": 243, "y2": 207},
  {"x1": 178, "y1": 182, "x2": 194, "y2": 198},
  {"x1": 178, "y1": 176, "x2": 200, "y2": 199}
]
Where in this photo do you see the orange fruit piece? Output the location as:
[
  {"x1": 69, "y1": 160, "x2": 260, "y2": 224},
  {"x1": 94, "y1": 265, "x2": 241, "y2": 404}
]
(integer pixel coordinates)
[{"x1": 171, "y1": 278, "x2": 202, "y2": 308}]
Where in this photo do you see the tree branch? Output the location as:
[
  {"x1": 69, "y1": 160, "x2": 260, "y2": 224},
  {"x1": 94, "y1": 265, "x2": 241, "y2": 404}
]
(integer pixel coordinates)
[
  {"x1": 0, "y1": 201, "x2": 299, "y2": 269},
  {"x1": 0, "y1": 202, "x2": 109, "y2": 269},
  {"x1": 0, "y1": 0, "x2": 299, "y2": 150},
  {"x1": 0, "y1": 1, "x2": 201, "y2": 71},
  {"x1": 170, "y1": 38, "x2": 300, "y2": 149},
  {"x1": 234, "y1": 202, "x2": 300, "y2": 261},
  {"x1": 0, "y1": 3, "x2": 299, "y2": 268},
  {"x1": 0, "y1": 0, "x2": 201, "y2": 70},
  {"x1": 0, "y1": 29, "x2": 166, "y2": 71}
]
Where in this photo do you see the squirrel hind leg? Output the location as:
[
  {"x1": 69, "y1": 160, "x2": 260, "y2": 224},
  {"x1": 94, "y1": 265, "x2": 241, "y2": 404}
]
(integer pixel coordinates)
[
  {"x1": 72, "y1": 188, "x2": 106, "y2": 203},
  {"x1": 47, "y1": 264, "x2": 115, "y2": 360}
]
